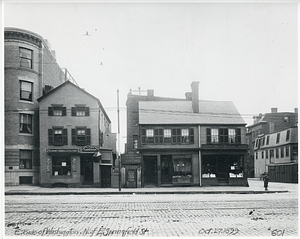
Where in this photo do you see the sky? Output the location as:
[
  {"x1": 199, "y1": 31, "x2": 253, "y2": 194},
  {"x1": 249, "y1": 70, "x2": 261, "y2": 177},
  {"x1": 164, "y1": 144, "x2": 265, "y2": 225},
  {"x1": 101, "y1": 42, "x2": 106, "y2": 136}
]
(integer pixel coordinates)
[{"x1": 2, "y1": 0, "x2": 298, "y2": 153}]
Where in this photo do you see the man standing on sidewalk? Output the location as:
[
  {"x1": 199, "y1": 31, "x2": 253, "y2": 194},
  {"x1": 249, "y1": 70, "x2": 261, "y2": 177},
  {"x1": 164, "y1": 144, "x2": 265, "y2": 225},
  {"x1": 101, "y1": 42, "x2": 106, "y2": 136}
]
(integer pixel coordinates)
[{"x1": 263, "y1": 174, "x2": 269, "y2": 191}]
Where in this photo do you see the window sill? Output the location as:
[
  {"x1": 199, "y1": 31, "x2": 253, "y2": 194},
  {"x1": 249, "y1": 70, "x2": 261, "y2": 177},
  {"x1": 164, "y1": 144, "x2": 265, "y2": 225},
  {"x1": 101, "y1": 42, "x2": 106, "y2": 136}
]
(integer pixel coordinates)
[
  {"x1": 19, "y1": 133, "x2": 33, "y2": 136},
  {"x1": 19, "y1": 100, "x2": 34, "y2": 104}
]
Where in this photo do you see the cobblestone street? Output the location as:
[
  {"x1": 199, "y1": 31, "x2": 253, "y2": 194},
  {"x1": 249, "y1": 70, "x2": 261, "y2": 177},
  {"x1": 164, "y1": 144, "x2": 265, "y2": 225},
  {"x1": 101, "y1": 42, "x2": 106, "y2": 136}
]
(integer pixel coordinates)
[{"x1": 5, "y1": 191, "x2": 298, "y2": 237}]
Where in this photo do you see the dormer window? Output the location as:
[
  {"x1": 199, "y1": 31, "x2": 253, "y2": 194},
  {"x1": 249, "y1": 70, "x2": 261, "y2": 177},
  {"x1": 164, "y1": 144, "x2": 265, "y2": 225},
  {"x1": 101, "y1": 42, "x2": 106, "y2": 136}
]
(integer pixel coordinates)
[{"x1": 71, "y1": 105, "x2": 89, "y2": 117}]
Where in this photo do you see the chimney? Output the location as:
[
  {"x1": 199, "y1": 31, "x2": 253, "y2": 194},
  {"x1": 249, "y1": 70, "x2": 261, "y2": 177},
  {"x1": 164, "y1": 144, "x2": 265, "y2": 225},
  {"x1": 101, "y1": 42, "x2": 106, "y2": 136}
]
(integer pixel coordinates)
[
  {"x1": 191, "y1": 81, "x2": 199, "y2": 113},
  {"x1": 185, "y1": 92, "x2": 192, "y2": 100},
  {"x1": 271, "y1": 108, "x2": 278, "y2": 113},
  {"x1": 147, "y1": 89, "x2": 154, "y2": 100},
  {"x1": 295, "y1": 108, "x2": 298, "y2": 114}
]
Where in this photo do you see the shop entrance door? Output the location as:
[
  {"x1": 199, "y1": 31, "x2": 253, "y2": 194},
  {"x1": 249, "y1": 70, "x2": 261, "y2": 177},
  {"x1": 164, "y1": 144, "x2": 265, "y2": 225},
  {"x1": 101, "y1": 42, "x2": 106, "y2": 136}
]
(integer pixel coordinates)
[
  {"x1": 143, "y1": 156, "x2": 157, "y2": 187},
  {"x1": 161, "y1": 155, "x2": 173, "y2": 184},
  {"x1": 217, "y1": 156, "x2": 229, "y2": 185},
  {"x1": 81, "y1": 156, "x2": 94, "y2": 185},
  {"x1": 100, "y1": 165, "x2": 111, "y2": 188}
]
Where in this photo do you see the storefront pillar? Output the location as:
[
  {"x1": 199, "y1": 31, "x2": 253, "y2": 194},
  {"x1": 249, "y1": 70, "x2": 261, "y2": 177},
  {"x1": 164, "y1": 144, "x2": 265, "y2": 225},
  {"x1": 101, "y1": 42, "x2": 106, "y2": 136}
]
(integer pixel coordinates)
[
  {"x1": 157, "y1": 155, "x2": 161, "y2": 187},
  {"x1": 93, "y1": 161, "x2": 100, "y2": 187}
]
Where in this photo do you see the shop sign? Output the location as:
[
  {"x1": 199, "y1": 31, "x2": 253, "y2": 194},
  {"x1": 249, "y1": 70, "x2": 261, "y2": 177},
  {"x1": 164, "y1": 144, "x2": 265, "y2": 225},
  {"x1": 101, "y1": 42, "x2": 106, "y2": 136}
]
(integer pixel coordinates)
[
  {"x1": 122, "y1": 157, "x2": 141, "y2": 164},
  {"x1": 82, "y1": 145, "x2": 99, "y2": 152},
  {"x1": 46, "y1": 149, "x2": 80, "y2": 153}
]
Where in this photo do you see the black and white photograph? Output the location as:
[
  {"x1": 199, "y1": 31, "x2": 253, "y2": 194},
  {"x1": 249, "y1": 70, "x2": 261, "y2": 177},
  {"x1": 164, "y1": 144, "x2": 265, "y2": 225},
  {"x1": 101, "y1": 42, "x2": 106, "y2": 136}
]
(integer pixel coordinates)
[{"x1": 2, "y1": 0, "x2": 298, "y2": 238}]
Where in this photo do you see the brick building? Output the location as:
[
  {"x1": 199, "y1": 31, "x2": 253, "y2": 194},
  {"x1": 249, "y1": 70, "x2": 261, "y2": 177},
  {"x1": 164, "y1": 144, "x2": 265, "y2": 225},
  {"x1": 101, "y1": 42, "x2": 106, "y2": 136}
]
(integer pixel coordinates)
[
  {"x1": 4, "y1": 28, "x2": 66, "y2": 185},
  {"x1": 38, "y1": 81, "x2": 117, "y2": 187},
  {"x1": 122, "y1": 82, "x2": 248, "y2": 187}
]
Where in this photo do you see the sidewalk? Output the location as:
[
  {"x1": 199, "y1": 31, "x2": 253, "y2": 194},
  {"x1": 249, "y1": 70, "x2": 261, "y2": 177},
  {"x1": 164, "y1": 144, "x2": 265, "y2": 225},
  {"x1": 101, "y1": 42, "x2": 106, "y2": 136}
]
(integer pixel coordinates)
[{"x1": 4, "y1": 178, "x2": 297, "y2": 195}]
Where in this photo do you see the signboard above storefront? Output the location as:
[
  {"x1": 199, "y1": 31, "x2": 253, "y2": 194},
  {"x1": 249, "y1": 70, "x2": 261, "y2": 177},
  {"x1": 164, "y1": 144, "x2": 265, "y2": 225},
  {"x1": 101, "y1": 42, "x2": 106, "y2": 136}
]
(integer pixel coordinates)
[
  {"x1": 46, "y1": 149, "x2": 80, "y2": 153},
  {"x1": 82, "y1": 145, "x2": 99, "y2": 152}
]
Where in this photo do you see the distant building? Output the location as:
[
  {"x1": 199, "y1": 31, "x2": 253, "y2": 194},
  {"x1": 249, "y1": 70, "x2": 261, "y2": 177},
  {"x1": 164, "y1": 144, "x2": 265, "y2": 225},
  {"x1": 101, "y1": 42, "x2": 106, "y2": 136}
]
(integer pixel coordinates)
[
  {"x1": 4, "y1": 28, "x2": 66, "y2": 185},
  {"x1": 246, "y1": 108, "x2": 298, "y2": 178},
  {"x1": 38, "y1": 81, "x2": 117, "y2": 187},
  {"x1": 253, "y1": 127, "x2": 298, "y2": 182},
  {"x1": 122, "y1": 82, "x2": 248, "y2": 188}
]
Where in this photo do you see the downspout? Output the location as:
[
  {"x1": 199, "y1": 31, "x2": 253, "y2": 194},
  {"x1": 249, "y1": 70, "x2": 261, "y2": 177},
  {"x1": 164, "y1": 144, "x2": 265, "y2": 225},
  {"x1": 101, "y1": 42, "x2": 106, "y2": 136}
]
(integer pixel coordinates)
[{"x1": 198, "y1": 125, "x2": 201, "y2": 187}]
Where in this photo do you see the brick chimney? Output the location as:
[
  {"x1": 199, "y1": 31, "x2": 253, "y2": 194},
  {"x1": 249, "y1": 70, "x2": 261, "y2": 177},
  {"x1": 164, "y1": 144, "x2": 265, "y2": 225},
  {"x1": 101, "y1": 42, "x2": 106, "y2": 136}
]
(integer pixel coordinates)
[
  {"x1": 191, "y1": 81, "x2": 199, "y2": 113},
  {"x1": 271, "y1": 108, "x2": 278, "y2": 113},
  {"x1": 295, "y1": 108, "x2": 298, "y2": 114},
  {"x1": 147, "y1": 89, "x2": 154, "y2": 100},
  {"x1": 185, "y1": 92, "x2": 192, "y2": 100}
]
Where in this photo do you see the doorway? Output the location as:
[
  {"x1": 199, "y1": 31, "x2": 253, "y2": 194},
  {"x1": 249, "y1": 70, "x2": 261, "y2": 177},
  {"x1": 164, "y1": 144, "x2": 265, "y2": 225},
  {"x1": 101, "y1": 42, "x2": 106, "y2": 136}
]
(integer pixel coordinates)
[
  {"x1": 100, "y1": 165, "x2": 111, "y2": 188},
  {"x1": 81, "y1": 156, "x2": 94, "y2": 185},
  {"x1": 161, "y1": 155, "x2": 173, "y2": 185},
  {"x1": 143, "y1": 156, "x2": 157, "y2": 187},
  {"x1": 217, "y1": 156, "x2": 229, "y2": 185}
]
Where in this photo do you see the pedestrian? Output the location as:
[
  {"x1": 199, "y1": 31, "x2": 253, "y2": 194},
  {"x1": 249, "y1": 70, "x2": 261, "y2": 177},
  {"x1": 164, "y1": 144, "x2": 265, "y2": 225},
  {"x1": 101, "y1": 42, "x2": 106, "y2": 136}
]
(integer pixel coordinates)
[{"x1": 263, "y1": 174, "x2": 269, "y2": 191}]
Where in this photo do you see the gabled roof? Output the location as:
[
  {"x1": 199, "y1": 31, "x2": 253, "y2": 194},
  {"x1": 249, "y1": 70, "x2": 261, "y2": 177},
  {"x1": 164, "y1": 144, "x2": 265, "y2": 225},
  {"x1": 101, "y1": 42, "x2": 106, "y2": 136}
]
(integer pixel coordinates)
[
  {"x1": 139, "y1": 100, "x2": 245, "y2": 125},
  {"x1": 37, "y1": 80, "x2": 111, "y2": 123}
]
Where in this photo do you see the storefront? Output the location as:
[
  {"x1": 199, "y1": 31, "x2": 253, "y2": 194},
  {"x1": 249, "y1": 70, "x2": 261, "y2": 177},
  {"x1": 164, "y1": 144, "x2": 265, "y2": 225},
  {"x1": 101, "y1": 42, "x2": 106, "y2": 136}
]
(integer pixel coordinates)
[{"x1": 41, "y1": 146, "x2": 113, "y2": 187}]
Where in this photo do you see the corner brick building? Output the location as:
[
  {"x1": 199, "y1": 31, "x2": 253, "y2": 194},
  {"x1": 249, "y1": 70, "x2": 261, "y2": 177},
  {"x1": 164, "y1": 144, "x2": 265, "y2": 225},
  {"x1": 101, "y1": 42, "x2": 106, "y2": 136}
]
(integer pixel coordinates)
[{"x1": 4, "y1": 28, "x2": 66, "y2": 185}]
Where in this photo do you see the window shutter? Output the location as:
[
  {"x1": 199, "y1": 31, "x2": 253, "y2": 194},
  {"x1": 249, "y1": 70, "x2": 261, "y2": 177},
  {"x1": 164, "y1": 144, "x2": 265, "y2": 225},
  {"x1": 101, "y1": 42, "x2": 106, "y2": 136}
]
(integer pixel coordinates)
[
  {"x1": 141, "y1": 128, "x2": 146, "y2": 144},
  {"x1": 206, "y1": 128, "x2": 211, "y2": 143},
  {"x1": 48, "y1": 107, "x2": 53, "y2": 116},
  {"x1": 86, "y1": 128, "x2": 91, "y2": 144},
  {"x1": 176, "y1": 129, "x2": 181, "y2": 143},
  {"x1": 85, "y1": 107, "x2": 90, "y2": 116},
  {"x1": 62, "y1": 129, "x2": 68, "y2": 145},
  {"x1": 236, "y1": 128, "x2": 241, "y2": 143},
  {"x1": 224, "y1": 128, "x2": 228, "y2": 143},
  {"x1": 159, "y1": 129, "x2": 163, "y2": 143},
  {"x1": 172, "y1": 129, "x2": 177, "y2": 143},
  {"x1": 48, "y1": 129, "x2": 53, "y2": 145},
  {"x1": 189, "y1": 128, "x2": 194, "y2": 144},
  {"x1": 71, "y1": 129, "x2": 76, "y2": 145},
  {"x1": 154, "y1": 129, "x2": 159, "y2": 144},
  {"x1": 71, "y1": 107, "x2": 76, "y2": 116},
  {"x1": 62, "y1": 107, "x2": 67, "y2": 116}
]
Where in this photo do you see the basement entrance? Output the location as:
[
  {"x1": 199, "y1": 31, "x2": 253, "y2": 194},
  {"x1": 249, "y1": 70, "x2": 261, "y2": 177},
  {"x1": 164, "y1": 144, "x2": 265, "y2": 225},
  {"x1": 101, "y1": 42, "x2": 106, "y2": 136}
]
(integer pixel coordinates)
[{"x1": 81, "y1": 156, "x2": 94, "y2": 185}]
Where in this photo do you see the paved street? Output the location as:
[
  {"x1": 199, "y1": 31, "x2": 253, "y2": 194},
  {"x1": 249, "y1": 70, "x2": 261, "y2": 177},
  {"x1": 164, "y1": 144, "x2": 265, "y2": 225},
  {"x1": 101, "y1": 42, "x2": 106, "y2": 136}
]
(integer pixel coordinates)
[{"x1": 5, "y1": 189, "x2": 298, "y2": 237}]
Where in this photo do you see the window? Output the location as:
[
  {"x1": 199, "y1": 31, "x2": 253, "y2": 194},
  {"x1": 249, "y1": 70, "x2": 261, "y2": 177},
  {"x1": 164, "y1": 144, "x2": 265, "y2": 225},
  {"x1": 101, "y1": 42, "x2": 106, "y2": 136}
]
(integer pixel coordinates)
[
  {"x1": 48, "y1": 106, "x2": 66, "y2": 116},
  {"x1": 72, "y1": 128, "x2": 91, "y2": 145},
  {"x1": 261, "y1": 137, "x2": 265, "y2": 146},
  {"x1": 181, "y1": 128, "x2": 194, "y2": 144},
  {"x1": 266, "y1": 150, "x2": 268, "y2": 159},
  {"x1": 173, "y1": 156, "x2": 192, "y2": 176},
  {"x1": 133, "y1": 135, "x2": 138, "y2": 149},
  {"x1": 276, "y1": 148, "x2": 279, "y2": 158},
  {"x1": 146, "y1": 129, "x2": 154, "y2": 144},
  {"x1": 266, "y1": 136, "x2": 270, "y2": 145},
  {"x1": 163, "y1": 129, "x2": 172, "y2": 143},
  {"x1": 20, "y1": 81, "x2": 33, "y2": 101},
  {"x1": 284, "y1": 116, "x2": 290, "y2": 123},
  {"x1": 219, "y1": 128, "x2": 228, "y2": 143},
  {"x1": 48, "y1": 128, "x2": 68, "y2": 146},
  {"x1": 286, "y1": 146, "x2": 289, "y2": 157},
  {"x1": 281, "y1": 147, "x2": 284, "y2": 158},
  {"x1": 19, "y1": 150, "x2": 32, "y2": 169},
  {"x1": 211, "y1": 129, "x2": 219, "y2": 143},
  {"x1": 19, "y1": 114, "x2": 32, "y2": 134},
  {"x1": 71, "y1": 106, "x2": 90, "y2": 117},
  {"x1": 19, "y1": 47, "x2": 32, "y2": 68},
  {"x1": 255, "y1": 152, "x2": 258, "y2": 160},
  {"x1": 286, "y1": 130, "x2": 290, "y2": 141},
  {"x1": 154, "y1": 129, "x2": 163, "y2": 144},
  {"x1": 270, "y1": 149, "x2": 274, "y2": 158},
  {"x1": 262, "y1": 151, "x2": 264, "y2": 159},
  {"x1": 276, "y1": 133, "x2": 280, "y2": 144},
  {"x1": 52, "y1": 156, "x2": 71, "y2": 176},
  {"x1": 228, "y1": 129, "x2": 236, "y2": 143}
]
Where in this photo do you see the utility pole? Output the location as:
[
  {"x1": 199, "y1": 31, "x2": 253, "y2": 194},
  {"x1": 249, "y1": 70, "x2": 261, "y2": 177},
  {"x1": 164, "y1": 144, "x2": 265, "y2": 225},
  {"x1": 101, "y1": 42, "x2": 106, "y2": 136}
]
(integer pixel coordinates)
[{"x1": 117, "y1": 89, "x2": 121, "y2": 191}]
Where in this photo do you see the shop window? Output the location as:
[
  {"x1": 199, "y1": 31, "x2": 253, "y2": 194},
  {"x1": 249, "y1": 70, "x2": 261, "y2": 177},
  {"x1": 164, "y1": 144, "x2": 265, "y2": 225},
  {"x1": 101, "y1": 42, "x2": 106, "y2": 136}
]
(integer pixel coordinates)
[
  {"x1": 48, "y1": 128, "x2": 68, "y2": 146},
  {"x1": 281, "y1": 147, "x2": 284, "y2": 158},
  {"x1": 202, "y1": 156, "x2": 217, "y2": 178},
  {"x1": 52, "y1": 156, "x2": 71, "y2": 176},
  {"x1": 286, "y1": 130, "x2": 290, "y2": 141},
  {"x1": 19, "y1": 176, "x2": 32, "y2": 185},
  {"x1": 19, "y1": 113, "x2": 32, "y2": 134},
  {"x1": 173, "y1": 156, "x2": 192, "y2": 176},
  {"x1": 20, "y1": 81, "x2": 33, "y2": 101},
  {"x1": 154, "y1": 128, "x2": 163, "y2": 144},
  {"x1": 229, "y1": 157, "x2": 244, "y2": 178},
  {"x1": 19, "y1": 47, "x2": 32, "y2": 68},
  {"x1": 48, "y1": 105, "x2": 67, "y2": 116},
  {"x1": 163, "y1": 129, "x2": 172, "y2": 143},
  {"x1": 71, "y1": 106, "x2": 89, "y2": 116},
  {"x1": 72, "y1": 128, "x2": 91, "y2": 146},
  {"x1": 286, "y1": 146, "x2": 289, "y2": 157},
  {"x1": 19, "y1": 150, "x2": 32, "y2": 169}
]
